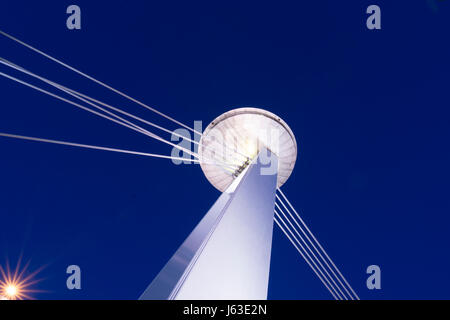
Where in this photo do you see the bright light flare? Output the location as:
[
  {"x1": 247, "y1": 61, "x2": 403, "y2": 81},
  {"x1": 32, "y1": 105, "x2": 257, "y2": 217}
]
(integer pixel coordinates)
[
  {"x1": 0, "y1": 256, "x2": 45, "y2": 300},
  {"x1": 6, "y1": 285, "x2": 17, "y2": 297}
]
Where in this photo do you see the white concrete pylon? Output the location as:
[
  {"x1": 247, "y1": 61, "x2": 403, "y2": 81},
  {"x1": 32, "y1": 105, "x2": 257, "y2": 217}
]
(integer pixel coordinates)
[{"x1": 140, "y1": 149, "x2": 278, "y2": 300}]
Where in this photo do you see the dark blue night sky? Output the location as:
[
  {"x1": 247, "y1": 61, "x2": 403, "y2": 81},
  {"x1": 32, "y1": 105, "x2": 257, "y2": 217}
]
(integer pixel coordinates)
[{"x1": 0, "y1": 1, "x2": 449, "y2": 299}]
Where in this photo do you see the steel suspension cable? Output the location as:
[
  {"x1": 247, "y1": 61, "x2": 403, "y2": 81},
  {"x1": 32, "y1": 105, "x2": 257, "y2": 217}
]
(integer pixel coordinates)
[
  {"x1": 0, "y1": 30, "x2": 202, "y2": 136},
  {"x1": 277, "y1": 188, "x2": 360, "y2": 300}
]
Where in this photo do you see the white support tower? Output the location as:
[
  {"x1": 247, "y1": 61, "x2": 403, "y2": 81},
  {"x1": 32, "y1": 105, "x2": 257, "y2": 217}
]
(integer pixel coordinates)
[{"x1": 140, "y1": 108, "x2": 297, "y2": 300}]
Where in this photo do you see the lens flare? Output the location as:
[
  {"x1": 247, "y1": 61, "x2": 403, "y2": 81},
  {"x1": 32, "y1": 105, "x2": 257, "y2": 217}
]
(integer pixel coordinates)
[
  {"x1": 0, "y1": 256, "x2": 45, "y2": 300},
  {"x1": 6, "y1": 285, "x2": 17, "y2": 297}
]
